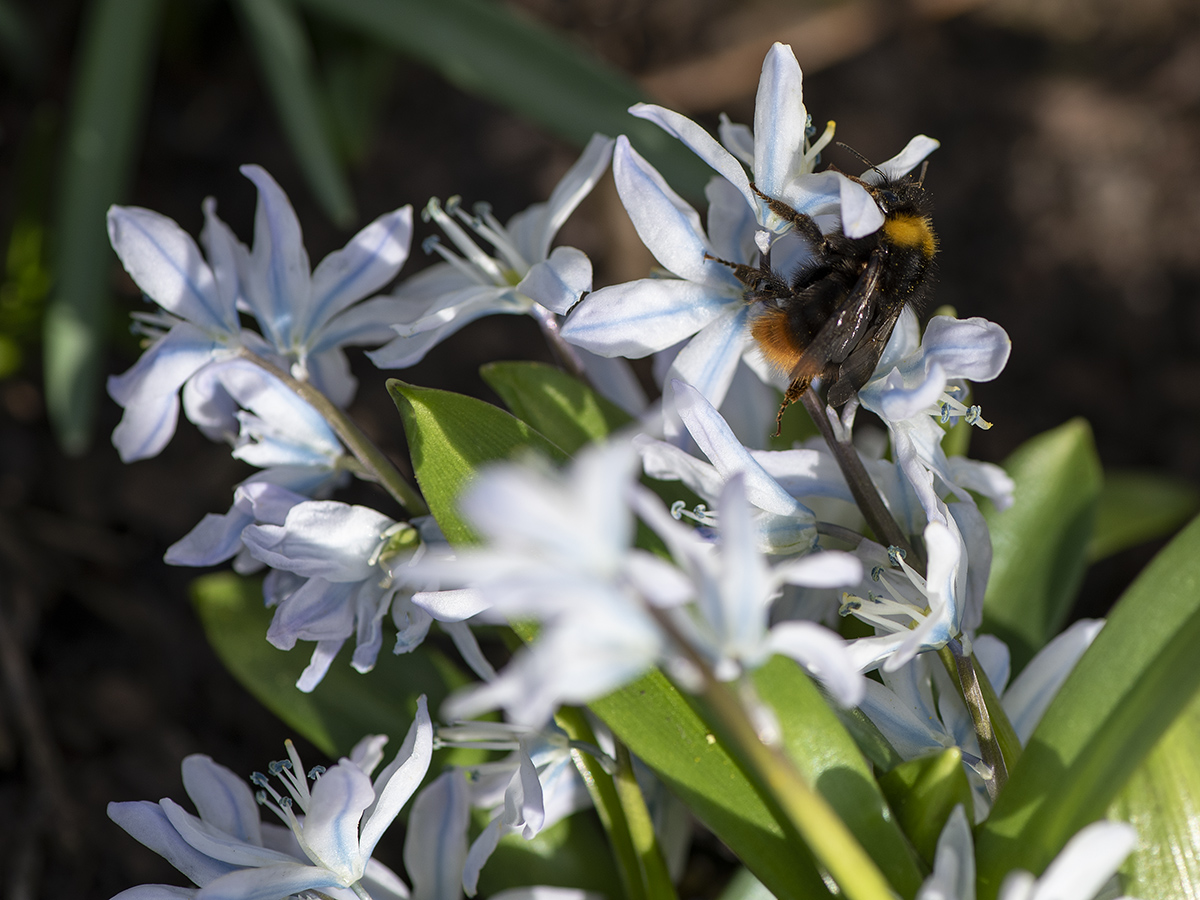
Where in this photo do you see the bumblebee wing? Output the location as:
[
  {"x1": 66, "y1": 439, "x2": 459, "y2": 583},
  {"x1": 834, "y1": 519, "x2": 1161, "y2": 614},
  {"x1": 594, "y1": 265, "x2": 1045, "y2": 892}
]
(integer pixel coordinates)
[
  {"x1": 786, "y1": 252, "x2": 884, "y2": 388},
  {"x1": 825, "y1": 302, "x2": 904, "y2": 407}
]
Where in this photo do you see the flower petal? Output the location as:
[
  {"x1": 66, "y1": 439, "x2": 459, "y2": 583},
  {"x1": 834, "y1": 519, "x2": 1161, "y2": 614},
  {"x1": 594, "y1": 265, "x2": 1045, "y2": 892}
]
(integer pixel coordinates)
[
  {"x1": 753, "y1": 43, "x2": 808, "y2": 200},
  {"x1": 180, "y1": 755, "x2": 263, "y2": 846},
  {"x1": 516, "y1": 245, "x2": 592, "y2": 315}
]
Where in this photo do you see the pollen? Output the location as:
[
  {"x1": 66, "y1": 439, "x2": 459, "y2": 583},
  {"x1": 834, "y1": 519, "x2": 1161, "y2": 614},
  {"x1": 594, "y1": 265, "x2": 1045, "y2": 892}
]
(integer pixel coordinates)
[{"x1": 882, "y1": 214, "x2": 937, "y2": 259}]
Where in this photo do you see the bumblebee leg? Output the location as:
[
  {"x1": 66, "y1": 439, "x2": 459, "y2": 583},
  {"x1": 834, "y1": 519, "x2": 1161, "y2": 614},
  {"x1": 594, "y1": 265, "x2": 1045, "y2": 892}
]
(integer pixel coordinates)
[
  {"x1": 703, "y1": 252, "x2": 766, "y2": 287},
  {"x1": 750, "y1": 183, "x2": 824, "y2": 247},
  {"x1": 774, "y1": 377, "x2": 811, "y2": 437}
]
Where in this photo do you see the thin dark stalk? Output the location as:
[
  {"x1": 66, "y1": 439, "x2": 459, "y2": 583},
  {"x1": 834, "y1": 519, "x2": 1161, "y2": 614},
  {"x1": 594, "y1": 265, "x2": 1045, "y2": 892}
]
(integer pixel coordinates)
[
  {"x1": 939, "y1": 641, "x2": 1008, "y2": 798},
  {"x1": 529, "y1": 302, "x2": 589, "y2": 382}
]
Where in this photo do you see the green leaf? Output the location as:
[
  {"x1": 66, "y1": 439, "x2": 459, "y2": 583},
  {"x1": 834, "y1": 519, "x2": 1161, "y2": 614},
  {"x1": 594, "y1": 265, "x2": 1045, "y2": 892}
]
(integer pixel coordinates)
[
  {"x1": 191, "y1": 571, "x2": 462, "y2": 757},
  {"x1": 716, "y1": 868, "x2": 778, "y2": 900},
  {"x1": 387, "y1": 379, "x2": 567, "y2": 544},
  {"x1": 590, "y1": 671, "x2": 832, "y2": 900},
  {"x1": 754, "y1": 658, "x2": 925, "y2": 897},
  {"x1": 291, "y1": 0, "x2": 711, "y2": 199},
  {"x1": 44, "y1": 0, "x2": 162, "y2": 454},
  {"x1": 1088, "y1": 469, "x2": 1200, "y2": 561},
  {"x1": 233, "y1": 0, "x2": 356, "y2": 227},
  {"x1": 975, "y1": 513, "x2": 1200, "y2": 899},
  {"x1": 481, "y1": 360, "x2": 632, "y2": 455},
  {"x1": 479, "y1": 810, "x2": 626, "y2": 900},
  {"x1": 878, "y1": 748, "x2": 973, "y2": 867},
  {"x1": 1111, "y1": 686, "x2": 1200, "y2": 898},
  {"x1": 980, "y1": 419, "x2": 1101, "y2": 673}
]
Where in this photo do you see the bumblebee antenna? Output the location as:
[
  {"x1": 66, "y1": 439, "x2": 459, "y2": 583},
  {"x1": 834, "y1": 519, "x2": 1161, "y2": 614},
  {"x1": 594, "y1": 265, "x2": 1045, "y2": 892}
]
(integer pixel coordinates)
[
  {"x1": 836, "y1": 142, "x2": 886, "y2": 182},
  {"x1": 917, "y1": 159, "x2": 930, "y2": 188}
]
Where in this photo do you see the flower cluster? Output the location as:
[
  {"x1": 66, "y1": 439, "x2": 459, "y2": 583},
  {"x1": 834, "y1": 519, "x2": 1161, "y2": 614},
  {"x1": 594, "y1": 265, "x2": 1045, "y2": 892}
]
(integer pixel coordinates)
[{"x1": 102, "y1": 38, "x2": 1154, "y2": 900}]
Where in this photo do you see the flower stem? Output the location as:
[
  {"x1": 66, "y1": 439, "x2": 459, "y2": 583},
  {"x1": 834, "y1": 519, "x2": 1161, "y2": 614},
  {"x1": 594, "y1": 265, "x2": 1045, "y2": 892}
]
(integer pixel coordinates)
[
  {"x1": 529, "y1": 302, "x2": 590, "y2": 382},
  {"x1": 556, "y1": 708, "x2": 658, "y2": 900},
  {"x1": 238, "y1": 349, "x2": 429, "y2": 516},
  {"x1": 647, "y1": 608, "x2": 895, "y2": 900},
  {"x1": 938, "y1": 640, "x2": 1009, "y2": 798},
  {"x1": 613, "y1": 740, "x2": 679, "y2": 900},
  {"x1": 799, "y1": 389, "x2": 921, "y2": 568}
]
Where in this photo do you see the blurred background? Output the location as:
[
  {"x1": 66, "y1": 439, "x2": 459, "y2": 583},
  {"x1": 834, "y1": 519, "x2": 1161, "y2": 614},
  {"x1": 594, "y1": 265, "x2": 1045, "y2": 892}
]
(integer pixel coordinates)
[{"x1": 2, "y1": 0, "x2": 1200, "y2": 894}]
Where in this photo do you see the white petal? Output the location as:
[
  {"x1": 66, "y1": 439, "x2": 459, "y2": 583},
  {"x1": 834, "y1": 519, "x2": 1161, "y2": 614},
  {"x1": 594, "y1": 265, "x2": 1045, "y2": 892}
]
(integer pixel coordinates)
[
  {"x1": 1020, "y1": 820, "x2": 1136, "y2": 900},
  {"x1": 871, "y1": 135, "x2": 940, "y2": 183},
  {"x1": 266, "y1": 579, "x2": 357, "y2": 648},
  {"x1": 629, "y1": 104, "x2": 754, "y2": 210},
  {"x1": 576, "y1": 349, "x2": 649, "y2": 415},
  {"x1": 535, "y1": 133, "x2": 615, "y2": 261},
  {"x1": 160, "y1": 799, "x2": 295, "y2": 868},
  {"x1": 766, "y1": 622, "x2": 864, "y2": 707},
  {"x1": 663, "y1": 306, "x2": 750, "y2": 421},
  {"x1": 917, "y1": 805, "x2": 974, "y2": 900},
  {"x1": 361, "y1": 695, "x2": 434, "y2": 861},
  {"x1": 180, "y1": 755, "x2": 263, "y2": 846},
  {"x1": 195, "y1": 862, "x2": 340, "y2": 900},
  {"x1": 1003, "y1": 619, "x2": 1104, "y2": 745},
  {"x1": 753, "y1": 43, "x2": 808, "y2": 200},
  {"x1": 838, "y1": 175, "x2": 886, "y2": 239},
  {"x1": 403, "y1": 769, "x2": 469, "y2": 900},
  {"x1": 302, "y1": 761, "x2": 376, "y2": 876},
  {"x1": 107, "y1": 326, "x2": 221, "y2": 461},
  {"x1": 307, "y1": 206, "x2": 413, "y2": 342},
  {"x1": 108, "y1": 800, "x2": 239, "y2": 886},
  {"x1": 611, "y1": 136, "x2": 717, "y2": 284},
  {"x1": 516, "y1": 245, "x2": 591, "y2": 315},
  {"x1": 296, "y1": 638, "x2": 344, "y2": 692},
  {"x1": 240, "y1": 165, "x2": 313, "y2": 349},
  {"x1": 920, "y1": 316, "x2": 1011, "y2": 383},
  {"x1": 562, "y1": 278, "x2": 734, "y2": 358},
  {"x1": 107, "y1": 206, "x2": 236, "y2": 334},
  {"x1": 242, "y1": 501, "x2": 393, "y2": 581}
]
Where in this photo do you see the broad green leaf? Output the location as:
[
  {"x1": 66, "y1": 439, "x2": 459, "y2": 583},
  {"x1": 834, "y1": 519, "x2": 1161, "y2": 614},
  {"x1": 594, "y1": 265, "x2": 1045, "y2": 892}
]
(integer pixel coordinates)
[
  {"x1": 975, "y1": 513, "x2": 1200, "y2": 899},
  {"x1": 754, "y1": 657, "x2": 924, "y2": 897},
  {"x1": 717, "y1": 868, "x2": 777, "y2": 900},
  {"x1": 1111, "y1": 687, "x2": 1200, "y2": 898},
  {"x1": 44, "y1": 0, "x2": 162, "y2": 454},
  {"x1": 481, "y1": 360, "x2": 631, "y2": 455},
  {"x1": 980, "y1": 419, "x2": 1101, "y2": 672},
  {"x1": 387, "y1": 379, "x2": 567, "y2": 544},
  {"x1": 292, "y1": 0, "x2": 710, "y2": 198},
  {"x1": 1088, "y1": 469, "x2": 1200, "y2": 561},
  {"x1": 233, "y1": 0, "x2": 356, "y2": 228},
  {"x1": 878, "y1": 748, "x2": 973, "y2": 867},
  {"x1": 591, "y1": 671, "x2": 832, "y2": 900},
  {"x1": 191, "y1": 571, "x2": 462, "y2": 758},
  {"x1": 479, "y1": 810, "x2": 625, "y2": 900}
]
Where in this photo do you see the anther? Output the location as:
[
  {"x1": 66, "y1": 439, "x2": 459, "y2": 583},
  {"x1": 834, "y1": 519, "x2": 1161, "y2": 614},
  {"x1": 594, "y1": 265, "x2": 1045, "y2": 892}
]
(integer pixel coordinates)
[
  {"x1": 307, "y1": 766, "x2": 326, "y2": 780},
  {"x1": 871, "y1": 565, "x2": 885, "y2": 582},
  {"x1": 421, "y1": 235, "x2": 441, "y2": 254},
  {"x1": 250, "y1": 772, "x2": 269, "y2": 788},
  {"x1": 887, "y1": 546, "x2": 907, "y2": 566},
  {"x1": 670, "y1": 501, "x2": 686, "y2": 520}
]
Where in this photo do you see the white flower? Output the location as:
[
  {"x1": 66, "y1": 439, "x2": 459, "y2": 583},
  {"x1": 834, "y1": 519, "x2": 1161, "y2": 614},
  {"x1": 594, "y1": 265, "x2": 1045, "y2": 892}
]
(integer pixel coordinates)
[
  {"x1": 855, "y1": 309, "x2": 1014, "y2": 523},
  {"x1": 241, "y1": 502, "x2": 492, "y2": 692},
  {"x1": 106, "y1": 165, "x2": 412, "y2": 460},
  {"x1": 917, "y1": 805, "x2": 1138, "y2": 900},
  {"x1": 859, "y1": 620, "x2": 1104, "y2": 815},
  {"x1": 368, "y1": 135, "x2": 613, "y2": 370},
  {"x1": 107, "y1": 701, "x2": 432, "y2": 900}
]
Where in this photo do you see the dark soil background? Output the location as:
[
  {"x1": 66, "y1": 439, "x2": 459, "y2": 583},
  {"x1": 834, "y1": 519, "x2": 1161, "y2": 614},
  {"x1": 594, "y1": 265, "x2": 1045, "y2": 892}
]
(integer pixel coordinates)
[{"x1": 2, "y1": 0, "x2": 1200, "y2": 896}]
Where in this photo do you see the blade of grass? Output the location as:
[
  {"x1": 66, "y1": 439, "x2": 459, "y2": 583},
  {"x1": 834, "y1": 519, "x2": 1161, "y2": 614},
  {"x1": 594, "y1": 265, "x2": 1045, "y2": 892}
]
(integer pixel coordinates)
[
  {"x1": 293, "y1": 0, "x2": 711, "y2": 200},
  {"x1": 44, "y1": 0, "x2": 162, "y2": 454},
  {"x1": 233, "y1": 0, "x2": 357, "y2": 228}
]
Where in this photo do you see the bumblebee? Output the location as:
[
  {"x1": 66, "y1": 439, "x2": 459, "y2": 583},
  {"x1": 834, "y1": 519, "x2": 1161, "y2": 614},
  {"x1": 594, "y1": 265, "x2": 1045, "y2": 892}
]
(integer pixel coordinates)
[{"x1": 718, "y1": 163, "x2": 937, "y2": 434}]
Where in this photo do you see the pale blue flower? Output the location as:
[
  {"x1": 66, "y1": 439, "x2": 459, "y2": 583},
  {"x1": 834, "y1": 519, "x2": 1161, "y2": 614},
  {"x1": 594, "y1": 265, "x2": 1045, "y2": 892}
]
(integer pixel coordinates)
[
  {"x1": 368, "y1": 135, "x2": 613, "y2": 370},
  {"x1": 859, "y1": 619, "x2": 1104, "y2": 815},
  {"x1": 242, "y1": 503, "x2": 492, "y2": 691},
  {"x1": 107, "y1": 702, "x2": 432, "y2": 900},
  {"x1": 433, "y1": 722, "x2": 592, "y2": 896},
  {"x1": 855, "y1": 309, "x2": 1014, "y2": 523},
  {"x1": 917, "y1": 805, "x2": 1138, "y2": 900},
  {"x1": 107, "y1": 166, "x2": 412, "y2": 459},
  {"x1": 404, "y1": 769, "x2": 600, "y2": 900}
]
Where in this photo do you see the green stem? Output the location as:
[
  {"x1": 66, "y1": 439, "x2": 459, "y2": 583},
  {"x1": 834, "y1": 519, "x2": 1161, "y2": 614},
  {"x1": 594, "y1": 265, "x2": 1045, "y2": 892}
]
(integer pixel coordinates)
[
  {"x1": 238, "y1": 349, "x2": 428, "y2": 516},
  {"x1": 646, "y1": 608, "x2": 894, "y2": 900},
  {"x1": 937, "y1": 641, "x2": 1010, "y2": 798},
  {"x1": 973, "y1": 651, "x2": 1023, "y2": 770},
  {"x1": 555, "y1": 708, "x2": 648, "y2": 900},
  {"x1": 613, "y1": 740, "x2": 679, "y2": 900}
]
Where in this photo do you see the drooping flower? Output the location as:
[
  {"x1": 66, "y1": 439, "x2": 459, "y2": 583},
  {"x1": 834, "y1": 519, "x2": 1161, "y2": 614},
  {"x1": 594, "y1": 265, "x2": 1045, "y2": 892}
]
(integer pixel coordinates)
[
  {"x1": 241, "y1": 502, "x2": 492, "y2": 691},
  {"x1": 854, "y1": 308, "x2": 1014, "y2": 523},
  {"x1": 107, "y1": 700, "x2": 433, "y2": 900}
]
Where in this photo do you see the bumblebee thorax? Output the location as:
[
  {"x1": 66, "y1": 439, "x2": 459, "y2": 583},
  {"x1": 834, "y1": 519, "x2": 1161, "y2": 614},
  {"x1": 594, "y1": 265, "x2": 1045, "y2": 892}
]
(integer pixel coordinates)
[{"x1": 881, "y1": 213, "x2": 937, "y2": 260}]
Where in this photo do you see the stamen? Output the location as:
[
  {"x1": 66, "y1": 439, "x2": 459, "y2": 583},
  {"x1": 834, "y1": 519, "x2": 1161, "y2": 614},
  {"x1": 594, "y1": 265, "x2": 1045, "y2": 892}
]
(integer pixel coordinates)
[
  {"x1": 965, "y1": 405, "x2": 993, "y2": 430},
  {"x1": 805, "y1": 120, "x2": 836, "y2": 167},
  {"x1": 887, "y1": 545, "x2": 907, "y2": 566}
]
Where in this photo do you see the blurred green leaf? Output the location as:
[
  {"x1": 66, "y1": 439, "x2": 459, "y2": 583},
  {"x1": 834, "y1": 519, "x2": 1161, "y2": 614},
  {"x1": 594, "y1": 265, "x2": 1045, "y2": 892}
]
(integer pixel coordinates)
[
  {"x1": 387, "y1": 379, "x2": 568, "y2": 544},
  {"x1": 191, "y1": 571, "x2": 463, "y2": 757},
  {"x1": 292, "y1": 0, "x2": 711, "y2": 199},
  {"x1": 1088, "y1": 469, "x2": 1200, "y2": 561},
  {"x1": 980, "y1": 419, "x2": 1101, "y2": 673},
  {"x1": 717, "y1": 868, "x2": 778, "y2": 900},
  {"x1": 975, "y1": 513, "x2": 1200, "y2": 899},
  {"x1": 878, "y1": 748, "x2": 973, "y2": 867},
  {"x1": 1112, "y1": 687, "x2": 1200, "y2": 898},
  {"x1": 233, "y1": 0, "x2": 356, "y2": 227},
  {"x1": 44, "y1": 0, "x2": 162, "y2": 455},
  {"x1": 481, "y1": 360, "x2": 632, "y2": 455}
]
